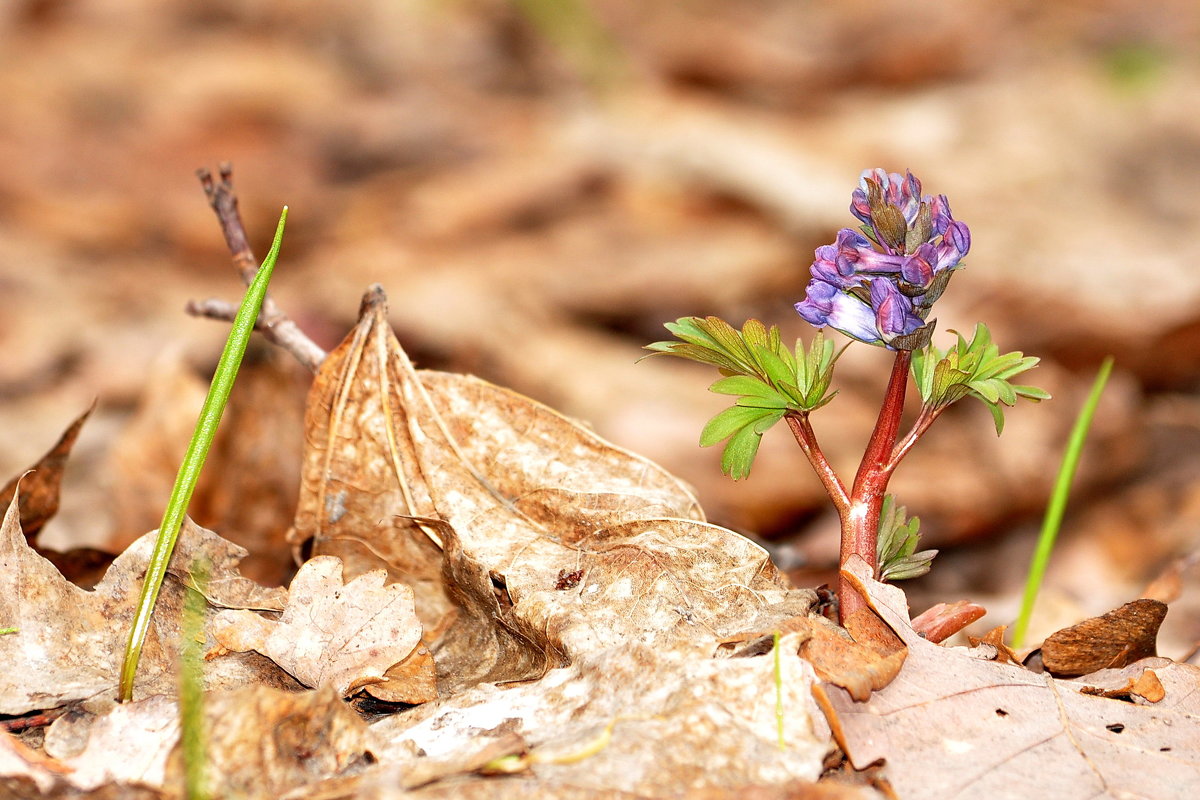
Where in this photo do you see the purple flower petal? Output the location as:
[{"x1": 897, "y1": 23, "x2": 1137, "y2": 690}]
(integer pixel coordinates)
[
  {"x1": 796, "y1": 279, "x2": 880, "y2": 344},
  {"x1": 901, "y1": 249, "x2": 934, "y2": 287},
  {"x1": 946, "y1": 219, "x2": 970, "y2": 256},
  {"x1": 870, "y1": 279, "x2": 923, "y2": 341}
]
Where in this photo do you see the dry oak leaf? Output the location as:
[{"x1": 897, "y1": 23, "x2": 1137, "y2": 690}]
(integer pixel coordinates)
[
  {"x1": 0, "y1": 492, "x2": 286, "y2": 714},
  {"x1": 820, "y1": 557, "x2": 1200, "y2": 799},
  {"x1": 3, "y1": 687, "x2": 374, "y2": 799},
  {"x1": 0, "y1": 402, "x2": 93, "y2": 543},
  {"x1": 279, "y1": 287, "x2": 835, "y2": 793},
  {"x1": 212, "y1": 556, "x2": 424, "y2": 696},
  {"x1": 1040, "y1": 598, "x2": 1168, "y2": 678},
  {"x1": 290, "y1": 286, "x2": 707, "y2": 692}
]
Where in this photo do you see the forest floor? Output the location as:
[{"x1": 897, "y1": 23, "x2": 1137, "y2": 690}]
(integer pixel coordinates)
[{"x1": 3, "y1": 2, "x2": 1200, "y2": 797}]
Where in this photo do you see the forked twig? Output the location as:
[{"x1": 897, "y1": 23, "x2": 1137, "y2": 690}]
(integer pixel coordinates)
[{"x1": 191, "y1": 164, "x2": 326, "y2": 372}]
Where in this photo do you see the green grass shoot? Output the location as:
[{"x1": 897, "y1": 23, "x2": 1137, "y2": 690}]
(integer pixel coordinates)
[
  {"x1": 118, "y1": 207, "x2": 288, "y2": 702},
  {"x1": 773, "y1": 630, "x2": 785, "y2": 750},
  {"x1": 1011, "y1": 356, "x2": 1114, "y2": 649},
  {"x1": 180, "y1": 559, "x2": 210, "y2": 800},
  {"x1": 0, "y1": 627, "x2": 16, "y2": 635}
]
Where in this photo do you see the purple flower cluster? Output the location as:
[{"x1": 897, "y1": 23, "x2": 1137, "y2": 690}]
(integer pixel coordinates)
[{"x1": 795, "y1": 169, "x2": 971, "y2": 349}]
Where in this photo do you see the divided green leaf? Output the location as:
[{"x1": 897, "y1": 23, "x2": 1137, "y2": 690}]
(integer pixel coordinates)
[
  {"x1": 911, "y1": 322, "x2": 1050, "y2": 434},
  {"x1": 646, "y1": 317, "x2": 842, "y2": 479},
  {"x1": 877, "y1": 494, "x2": 937, "y2": 582}
]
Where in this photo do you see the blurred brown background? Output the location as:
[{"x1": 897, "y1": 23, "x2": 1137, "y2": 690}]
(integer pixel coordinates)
[{"x1": 3, "y1": 0, "x2": 1200, "y2": 650}]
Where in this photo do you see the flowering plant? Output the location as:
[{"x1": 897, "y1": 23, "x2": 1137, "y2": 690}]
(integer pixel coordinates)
[{"x1": 646, "y1": 169, "x2": 1048, "y2": 621}]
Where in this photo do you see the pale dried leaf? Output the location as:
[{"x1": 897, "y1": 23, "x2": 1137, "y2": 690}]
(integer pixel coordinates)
[
  {"x1": 212, "y1": 556, "x2": 423, "y2": 695},
  {"x1": 0, "y1": 731, "x2": 65, "y2": 794},
  {"x1": 48, "y1": 695, "x2": 179, "y2": 791},
  {"x1": 824, "y1": 557, "x2": 1200, "y2": 798},
  {"x1": 0, "y1": 495, "x2": 289, "y2": 713},
  {"x1": 292, "y1": 288, "x2": 708, "y2": 690},
  {"x1": 5, "y1": 687, "x2": 373, "y2": 799},
  {"x1": 369, "y1": 640, "x2": 832, "y2": 795},
  {"x1": 178, "y1": 685, "x2": 375, "y2": 800},
  {"x1": 0, "y1": 402, "x2": 93, "y2": 542},
  {"x1": 287, "y1": 289, "x2": 834, "y2": 793}
]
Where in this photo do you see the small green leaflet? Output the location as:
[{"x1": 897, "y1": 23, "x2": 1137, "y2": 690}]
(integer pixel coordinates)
[
  {"x1": 645, "y1": 317, "x2": 841, "y2": 479},
  {"x1": 877, "y1": 494, "x2": 937, "y2": 581},
  {"x1": 911, "y1": 322, "x2": 1050, "y2": 434}
]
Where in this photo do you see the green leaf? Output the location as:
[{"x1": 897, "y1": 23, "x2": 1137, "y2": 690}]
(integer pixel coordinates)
[
  {"x1": 984, "y1": 400, "x2": 1006, "y2": 435},
  {"x1": 644, "y1": 315, "x2": 839, "y2": 479},
  {"x1": 740, "y1": 318, "x2": 770, "y2": 351},
  {"x1": 721, "y1": 416, "x2": 772, "y2": 480},
  {"x1": 709, "y1": 375, "x2": 775, "y2": 397},
  {"x1": 913, "y1": 323, "x2": 1049, "y2": 429},
  {"x1": 699, "y1": 405, "x2": 766, "y2": 447},
  {"x1": 877, "y1": 494, "x2": 936, "y2": 582}
]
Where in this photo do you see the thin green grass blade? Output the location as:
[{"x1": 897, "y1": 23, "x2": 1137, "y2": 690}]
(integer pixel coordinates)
[
  {"x1": 1011, "y1": 356, "x2": 1114, "y2": 649},
  {"x1": 180, "y1": 559, "x2": 210, "y2": 800},
  {"x1": 118, "y1": 207, "x2": 288, "y2": 702},
  {"x1": 773, "y1": 631, "x2": 785, "y2": 751}
]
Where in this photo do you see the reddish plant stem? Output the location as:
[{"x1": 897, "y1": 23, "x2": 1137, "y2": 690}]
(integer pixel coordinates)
[
  {"x1": 887, "y1": 404, "x2": 943, "y2": 473},
  {"x1": 839, "y1": 349, "x2": 913, "y2": 620},
  {"x1": 785, "y1": 413, "x2": 849, "y2": 516}
]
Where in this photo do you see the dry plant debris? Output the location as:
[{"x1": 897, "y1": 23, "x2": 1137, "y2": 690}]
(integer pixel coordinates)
[
  {"x1": 0, "y1": 403, "x2": 93, "y2": 542},
  {"x1": 823, "y1": 558, "x2": 1200, "y2": 799},
  {"x1": 0, "y1": 495, "x2": 286, "y2": 716},
  {"x1": 212, "y1": 556, "x2": 424, "y2": 696},
  {"x1": 1, "y1": 290, "x2": 850, "y2": 797}
]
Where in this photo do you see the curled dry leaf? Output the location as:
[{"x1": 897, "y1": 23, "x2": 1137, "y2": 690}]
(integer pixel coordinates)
[
  {"x1": 212, "y1": 556, "x2": 424, "y2": 696},
  {"x1": 0, "y1": 404, "x2": 115, "y2": 588},
  {"x1": 1040, "y1": 598, "x2": 1167, "y2": 678},
  {"x1": 283, "y1": 287, "x2": 834, "y2": 793},
  {"x1": 821, "y1": 557, "x2": 1200, "y2": 799},
  {"x1": 909, "y1": 600, "x2": 987, "y2": 644},
  {"x1": 4, "y1": 687, "x2": 373, "y2": 800},
  {"x1": 0, "y1": 495, "x2": 288, "y2": 714},
  {"x1": 291, "y1": 286, "x2": 709, "y2": 692},
  {"x1": 0, "y1": 402, "x2": 93, "y2": 544}
]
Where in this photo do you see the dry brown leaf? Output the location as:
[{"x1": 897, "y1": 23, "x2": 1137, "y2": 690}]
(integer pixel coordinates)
[
  {"x1": 1078, "y1": 667, "x2": 1167, "y2": 703},
  {"x1": 966, "y1": 625, "x2": 1021, "y2": 665},
  {"x1": 368, "y1": 640, "x2": 439, "y2": 705},
  {"x1": 0, "y1": 494, "x2": 288, "y2": 714},
  {"x1": 4, "y1": 687, "x2": 373, "y2": 799},
  {"x1": 175, "y1": 685, "x2": 375, "y2": 799},
  {"x1": 0, "y1": 402, "x2": 93, "y2": 543},
  {"x1": 909, "y1": 600, "x2": 987, "y2": 644},
  {"x1": 799, "y1": 616, "x2": 905, "y2": 703},
  {"x1": 212, "y1": 556, "x2": 423, "y2": 696},
  {"x1": 1040, "y1": 598, "x2": 1168, "y2": 678},
  {"x1": 279, "y1": 287, "x2": 835, "y2": 792},
  {"x1": 1131, "y1": 668, "x2": 1167, "y2": 703},
  {"x1": 823, "y1": 557, "x2": 1200, "y2": 798},
  {"x1": 292, "y1": 286, "x2": 708, "y2": 690}
]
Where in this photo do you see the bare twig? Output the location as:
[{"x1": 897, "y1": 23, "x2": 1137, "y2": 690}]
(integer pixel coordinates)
[
  {"x1": 185, "y1": 298, "x2": 269, "y2": 331},
  {"x1": 1, "y1": 706, "x2": 68, "y2": 733},
  {"x1": 192, "y1": 164, "x2": 326, "y2": 372}
]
